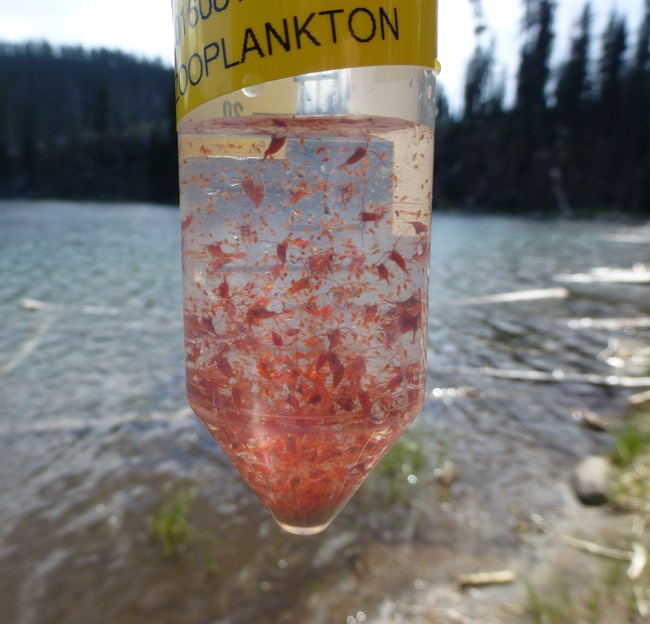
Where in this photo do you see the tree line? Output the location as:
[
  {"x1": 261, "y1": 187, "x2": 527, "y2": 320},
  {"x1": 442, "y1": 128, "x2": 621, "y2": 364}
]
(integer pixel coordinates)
[
  {"x1": 0, "y1": 42, "x2": 178, "y2": 203},
  {"x1": 435, "y1": 0, "x2": 650, "y2": 215},
  {"x1": 0, "y1": 0, "x2": 649, "y2": 215}
]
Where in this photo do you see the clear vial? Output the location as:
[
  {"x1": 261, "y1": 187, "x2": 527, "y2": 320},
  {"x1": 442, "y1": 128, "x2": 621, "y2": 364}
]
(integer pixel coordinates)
[{"x1": 178, "y1": 65, "x2": 437, "y2": 533}]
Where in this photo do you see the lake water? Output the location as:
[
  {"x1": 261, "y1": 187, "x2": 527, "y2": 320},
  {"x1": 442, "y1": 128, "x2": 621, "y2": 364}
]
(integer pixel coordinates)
[{"x1": 1, "y1": 200, "x2": 648, "y2": 623}]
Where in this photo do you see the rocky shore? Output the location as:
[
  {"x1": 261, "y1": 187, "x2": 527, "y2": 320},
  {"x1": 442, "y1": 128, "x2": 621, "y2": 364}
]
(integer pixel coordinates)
[{"x1": 387, "y1": 402, "x2": 650, "y2": 624}]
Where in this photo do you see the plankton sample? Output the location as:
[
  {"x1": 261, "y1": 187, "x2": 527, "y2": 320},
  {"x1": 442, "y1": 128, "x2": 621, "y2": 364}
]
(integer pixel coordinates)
[{"x1": 179, "y1": 115, "x2": 434, "y2": 534}]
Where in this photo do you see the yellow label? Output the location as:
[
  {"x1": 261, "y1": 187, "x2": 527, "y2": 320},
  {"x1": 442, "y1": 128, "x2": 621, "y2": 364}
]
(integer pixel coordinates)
[{"x1": 172, "y1": 0, "x2": 438, "y2": 122}]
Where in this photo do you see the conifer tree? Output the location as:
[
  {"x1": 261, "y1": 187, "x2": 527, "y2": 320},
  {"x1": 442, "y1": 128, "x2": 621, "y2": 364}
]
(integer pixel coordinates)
[
  {"x1": 624, "y1": 0, "x2": 650, "y2": 212},
  {"x1": 553, "y1": 3, "x2": 593, "y2": 209},
  {"x1": 555, "y1": 3, "x2": 592, "y2": 124},
  {"x1": 516, "y1": 0, "x2": 556, "y2": 135},
  {"x1": 464, "y1": 41, "x2": 504, "y2": 118},
  {"x1": 594, "y1": 12, "x2": 628, "y2": 207},
  {"x1": 598, "y1": 12, "x2": 628, "y2": 122},
  {"x1": 512, "y1": 0, "x2": 557, "y2": 208}
]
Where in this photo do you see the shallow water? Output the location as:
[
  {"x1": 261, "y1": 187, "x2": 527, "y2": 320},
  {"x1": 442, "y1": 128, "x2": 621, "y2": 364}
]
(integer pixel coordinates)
[{"x1": 1, "y1": 201, "x2": 648, "y2": 623}]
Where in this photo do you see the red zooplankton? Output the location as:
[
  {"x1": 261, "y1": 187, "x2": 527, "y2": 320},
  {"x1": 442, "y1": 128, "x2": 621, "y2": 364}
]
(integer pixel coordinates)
[
  {"x1": 263, "y1": 135, "x2": 286, "y2": 159},
  {"x1": 180, "y1": 115, "x2": 434, "y2": 533}
]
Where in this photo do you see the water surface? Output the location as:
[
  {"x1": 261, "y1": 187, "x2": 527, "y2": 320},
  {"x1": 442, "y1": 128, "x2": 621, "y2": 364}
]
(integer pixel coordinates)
[{"x1": 1, "y1": 201, "x2": 648, "y2": 623}]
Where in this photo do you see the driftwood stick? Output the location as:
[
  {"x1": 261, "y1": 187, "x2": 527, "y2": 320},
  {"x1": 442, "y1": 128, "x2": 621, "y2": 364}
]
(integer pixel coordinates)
[
  {"x1": 629, "y1": 389, "x2": 650, "y2": 405},
  {"x1": 560, "y1": 534, "x2": 633, "y2": 561},
  {"x1": 451, "y1": 287, "x2": 568, "y2": 306},
  {"x1": 429, "y1": 365, "x2": 650, "y2": 388},
  {"x1": 572, "y1": 409, "x2": 614, "y2": 432},
  {"x1": 565, "y1": 317, "x2": 650, "y2": 330},
  {"x1": 456, "y1": 570, "x2": 516, "y2": 589},
  {"x1": 627, "y1": 543, "x2": 648, "y2": 581}
]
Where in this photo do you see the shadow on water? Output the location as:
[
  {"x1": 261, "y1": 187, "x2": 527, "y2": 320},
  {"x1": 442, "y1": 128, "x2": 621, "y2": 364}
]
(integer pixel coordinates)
[{"x1": 1, "y1": 203, "x2": 649, "y2": 623}]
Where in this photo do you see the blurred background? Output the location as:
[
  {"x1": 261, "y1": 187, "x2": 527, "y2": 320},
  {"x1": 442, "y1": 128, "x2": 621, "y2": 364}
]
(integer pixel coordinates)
[
  {"x1": 1, "y1": 1, "x2": 650, "y2": 623},
  {"x1": 0, "y1": 0, "x2": 648, "y2": 213}
]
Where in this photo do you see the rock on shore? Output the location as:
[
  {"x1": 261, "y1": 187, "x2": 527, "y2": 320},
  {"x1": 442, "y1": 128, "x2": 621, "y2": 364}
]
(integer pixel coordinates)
[{"x1": 571, "y1": 455, "x2": 612, "y2": 506}]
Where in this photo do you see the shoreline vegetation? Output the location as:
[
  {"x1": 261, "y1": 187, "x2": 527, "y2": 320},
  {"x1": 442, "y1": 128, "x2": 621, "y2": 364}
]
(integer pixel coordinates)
[{"x1": 0, "y1": 0, "x2": 648, "y2": 215}]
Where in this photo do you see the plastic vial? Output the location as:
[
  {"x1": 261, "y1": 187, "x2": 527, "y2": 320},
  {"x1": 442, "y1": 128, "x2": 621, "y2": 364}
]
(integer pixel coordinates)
[{"x1": 173, "y1": 1, "x2": 439, "y2": 534}]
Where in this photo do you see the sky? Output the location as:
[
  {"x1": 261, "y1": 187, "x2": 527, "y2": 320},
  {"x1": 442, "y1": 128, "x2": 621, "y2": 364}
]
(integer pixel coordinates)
[{"x1": 0, "y1": 0, "x2": 646, "y2": 112}]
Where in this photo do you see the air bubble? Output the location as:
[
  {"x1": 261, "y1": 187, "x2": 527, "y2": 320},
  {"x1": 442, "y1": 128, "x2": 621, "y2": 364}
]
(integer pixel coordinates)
[{"x1": 242, "y1": 83, "x2": 264, "y2": 98}]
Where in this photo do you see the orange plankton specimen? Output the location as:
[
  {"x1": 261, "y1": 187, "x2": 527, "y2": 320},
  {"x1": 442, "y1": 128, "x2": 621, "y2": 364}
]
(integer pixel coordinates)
[{"x1": 180, "y1": 116, "x2": 432, "y2": 533}]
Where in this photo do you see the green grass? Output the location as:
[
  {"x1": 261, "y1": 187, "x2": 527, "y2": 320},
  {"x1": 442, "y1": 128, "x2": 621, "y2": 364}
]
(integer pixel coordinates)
[
  {"x1": 525, "y1": 579, "x2": 579, "y2": 624},
  {"x1": 150, "y1": 487, "x2": 197, "y2": 557},
  {"x1": 375, "y1": 434, "x2": 426, "y2": 499},
  {"x1": 609, "y1": 407, "x2": 650, "y2": 512},
  {"x1": 611, "y1": 424, "x2": 650, "y2": 468}
]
